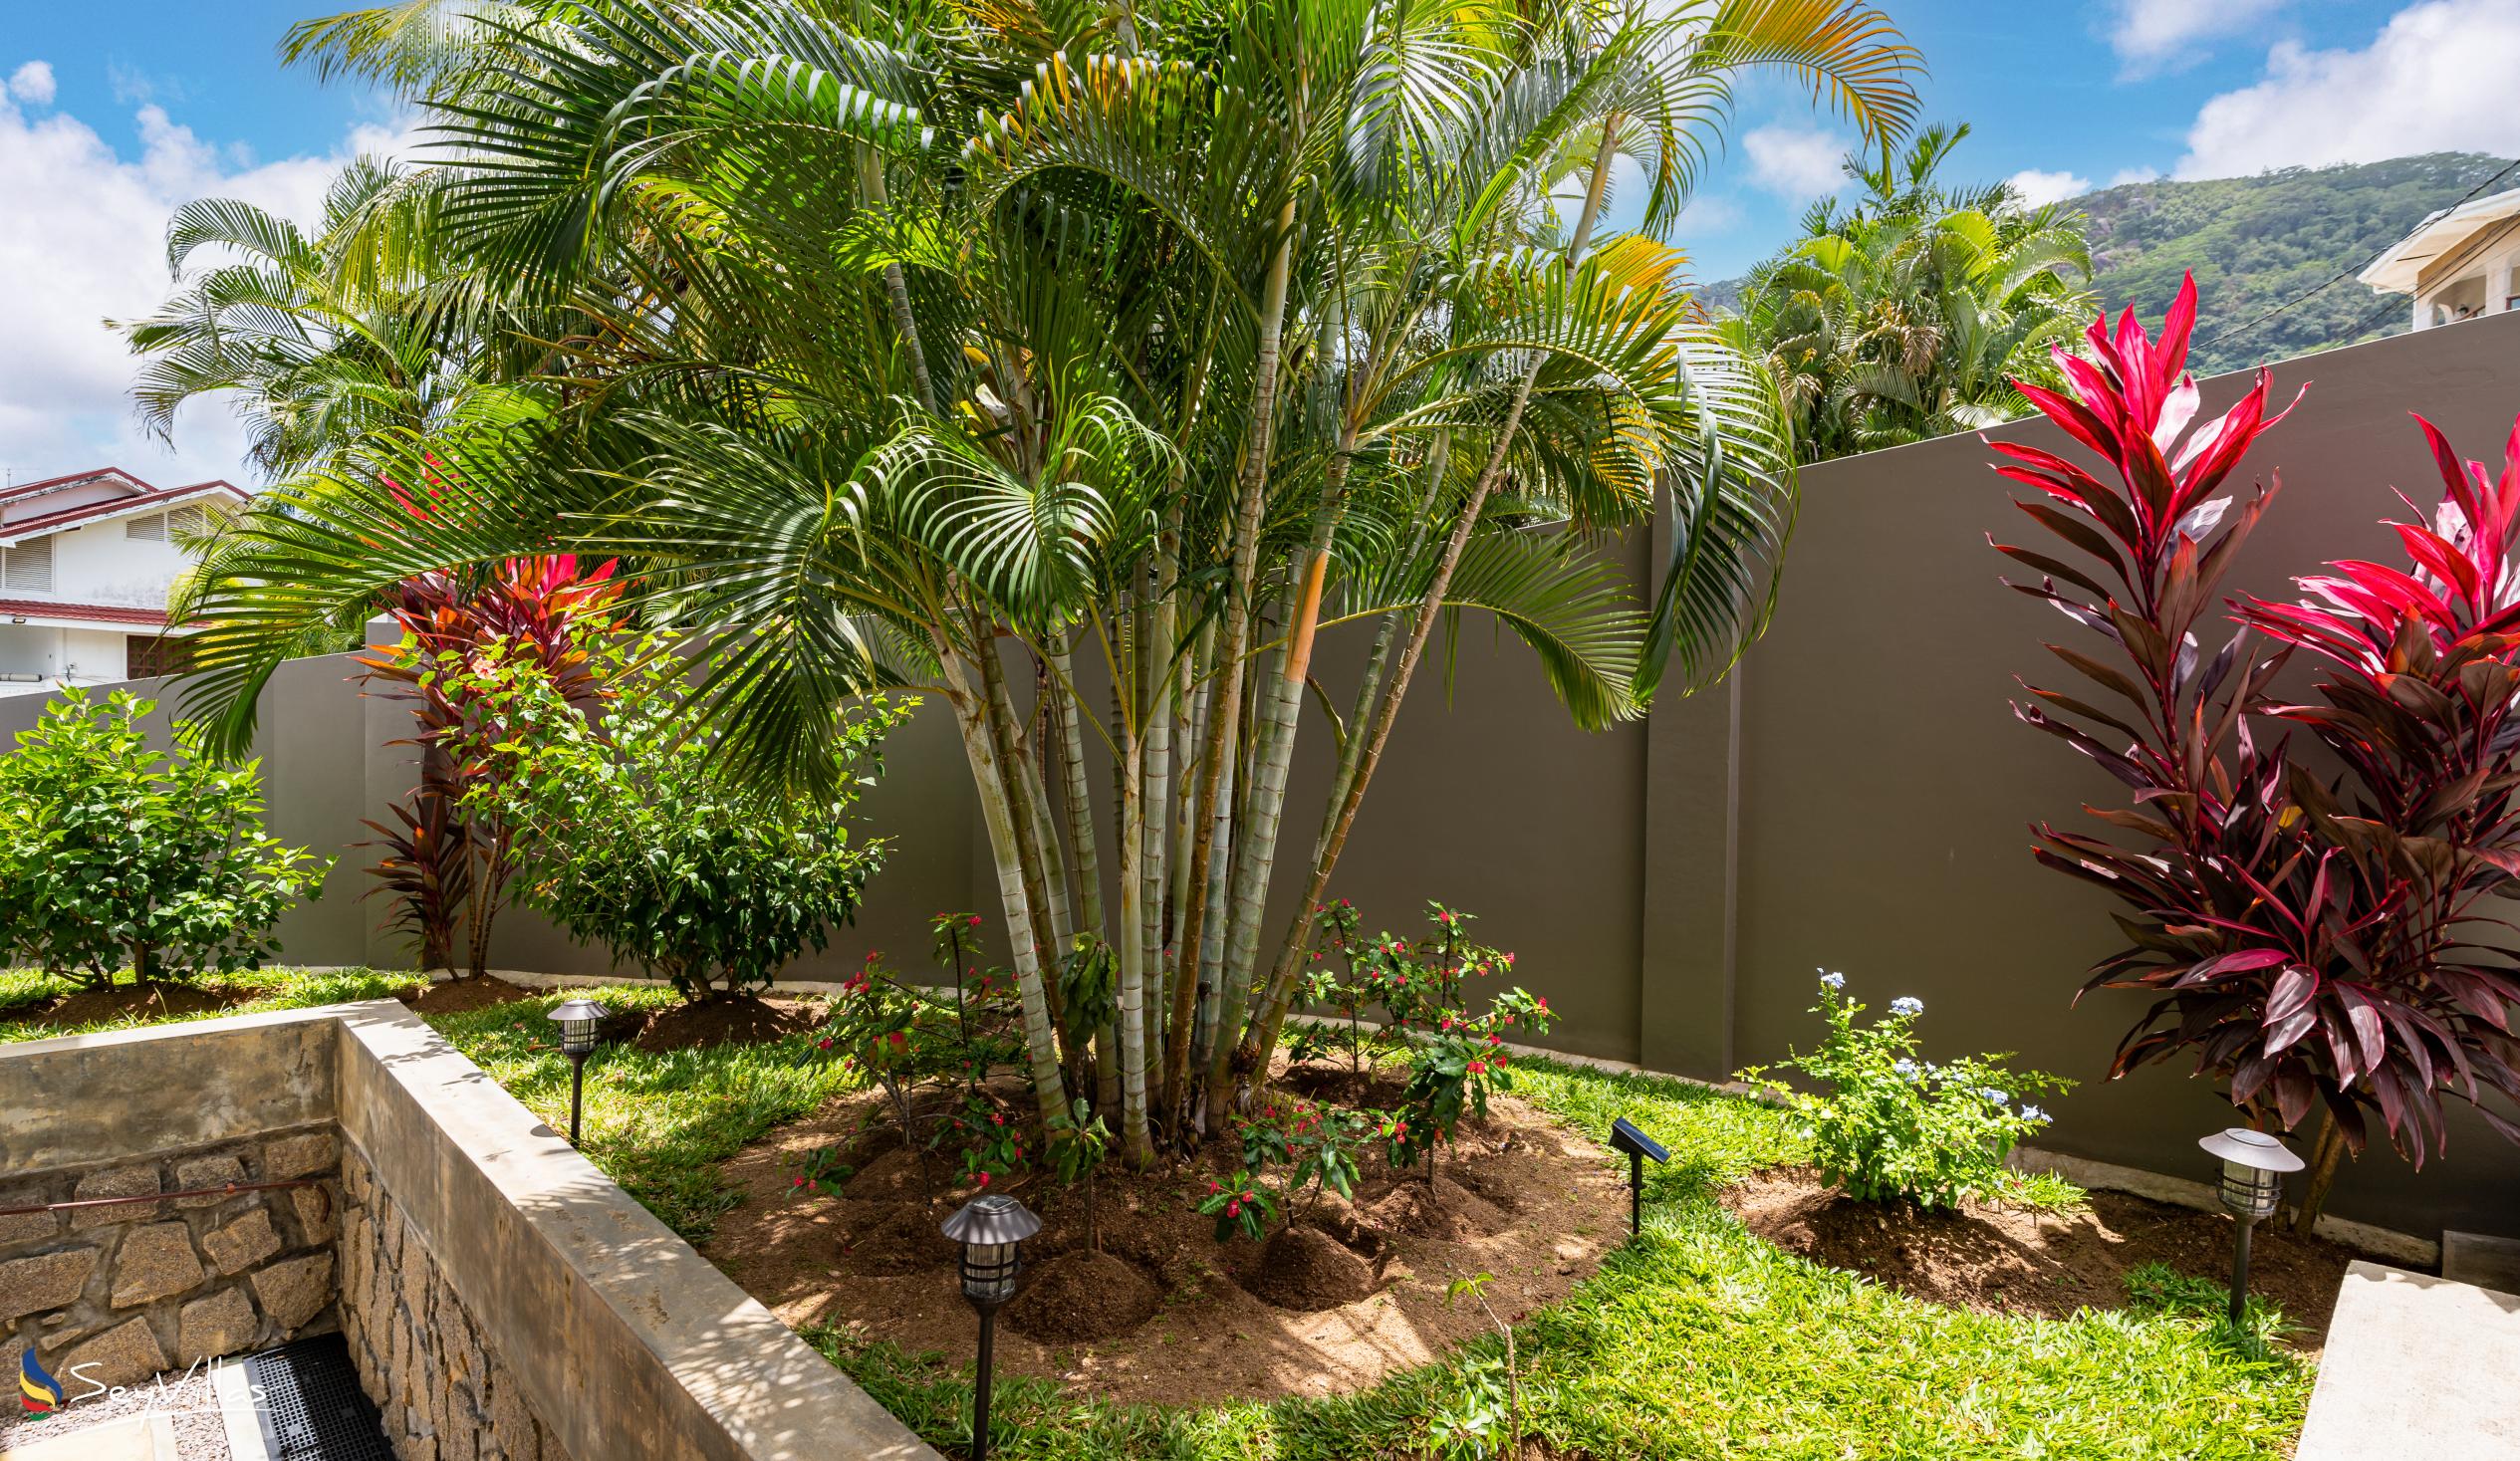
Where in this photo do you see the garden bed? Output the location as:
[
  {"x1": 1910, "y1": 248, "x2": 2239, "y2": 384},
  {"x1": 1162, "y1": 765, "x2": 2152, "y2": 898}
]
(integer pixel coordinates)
[
  {"x1": 702, "y1": 1068, "x2": 1628, "y2": 1406},
  {"x1": 1725, "y1": 1166, "x2": 2361, "y2": 1351}
]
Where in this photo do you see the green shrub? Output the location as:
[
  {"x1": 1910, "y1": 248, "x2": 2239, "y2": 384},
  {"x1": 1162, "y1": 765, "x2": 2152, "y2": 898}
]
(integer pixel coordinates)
[
  {"x1": 0, "y1": 689, "x2": 328, "y2": 985},
  {"x1": 462, "y1": 632, "x2": 907, "y2": 1001},
  {"x1": 1739, "y1": 972, "x2": 2072, "y2": 1209}
]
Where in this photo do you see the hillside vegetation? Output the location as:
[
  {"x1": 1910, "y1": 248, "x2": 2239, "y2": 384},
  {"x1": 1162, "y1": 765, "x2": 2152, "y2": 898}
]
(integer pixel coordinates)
[
  {"x1": 2081, "y1": 152, "x2": 2515, "y2": 373},
  {"x1": 1703, "y1": 152, "x2": 2516, "y2": 376}
]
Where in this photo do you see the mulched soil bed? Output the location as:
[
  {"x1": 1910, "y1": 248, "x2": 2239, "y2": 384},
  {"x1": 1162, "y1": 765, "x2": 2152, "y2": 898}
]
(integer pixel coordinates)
[
  {"x1": 625, "y1": 994, "x2": 822, "y2": 1053},
  {"x1": 1, "y1": 979, "x2": 257, "y2": 1031},
  {"x1": 702, "y1": 1061, "x2": 1629, "y2": 1407},
  {"x1": 1723, "y1": 1165, "x2": 2363, "y2": 1351}
]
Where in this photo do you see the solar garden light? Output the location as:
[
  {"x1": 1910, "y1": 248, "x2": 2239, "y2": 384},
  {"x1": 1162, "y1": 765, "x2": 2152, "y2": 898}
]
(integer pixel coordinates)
[
  {"x1": 942, "y1": 1194, "x2": 1040, "y2": 1461},
  {"x1": 2199, "y1": 1127, "x2": 2305, "y2": 1329},
  {"x1": 1610, "y1": 1117, "x2": 1668, "y2": 1238},
  {"x1": 545, "y1": 998, "x2": 609, "y2": 1146}
]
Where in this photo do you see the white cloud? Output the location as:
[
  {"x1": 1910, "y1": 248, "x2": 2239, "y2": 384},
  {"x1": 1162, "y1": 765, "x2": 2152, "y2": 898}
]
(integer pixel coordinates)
[
  {"x1": 2111, "y1": 0, "x2": 2295, "y2": 75},
  {"x1": 2110, "y1": 166, "x2": 2163, "y2": 187},
  {"x1": 2006, "y1": 168, "x2": 2093, "y2": 207},
  {"x1": 2176, "y1": 0, "x2": 2520, "y2": 178},
  {"x1": 7, "y1": 62, "x2": 55, "y2": 107},
  {"x1": 0, "y1": 87, "x2": 420, "y2": 492},
  {"x1": 1741, "y1": 125, "x2": 1848, "y2": 201}
]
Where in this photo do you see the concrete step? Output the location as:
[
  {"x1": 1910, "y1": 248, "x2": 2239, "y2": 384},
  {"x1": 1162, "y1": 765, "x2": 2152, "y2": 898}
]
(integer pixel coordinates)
[
  {"x1": 2444, "y1": 1230, "x2": 2520, "y2": 1296},
  {"x1": 2298, "y1": 1260, "x2": 2520, "y2": 1458}
]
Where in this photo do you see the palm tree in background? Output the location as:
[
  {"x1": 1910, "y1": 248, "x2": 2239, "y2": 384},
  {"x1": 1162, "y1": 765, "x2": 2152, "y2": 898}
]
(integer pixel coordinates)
[
  {"x1": 163, "y1": 0, "x2": 1917, "y2": 1158},
  {"x1": 1733, "y1": 121, "x2": 2092, "y2": 461},
  {"x1": 115, "y1": 156, "x2": 532, "y2": 481}
]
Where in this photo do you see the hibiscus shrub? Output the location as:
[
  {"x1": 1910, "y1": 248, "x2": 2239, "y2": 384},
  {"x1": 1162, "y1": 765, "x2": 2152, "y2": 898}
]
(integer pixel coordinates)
[
  {"x1": 1740, "y1": 972, "x2": 2068, "y2": 1210},
  {"x1": 796, "y1": 912, "x2": 1027, "y2": 1198}
]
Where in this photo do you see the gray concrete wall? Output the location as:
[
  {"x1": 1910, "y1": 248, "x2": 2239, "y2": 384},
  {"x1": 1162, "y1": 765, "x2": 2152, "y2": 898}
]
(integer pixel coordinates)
[{"x1": 1687, "y1": 312, "x2": 2520, "y2": 1241}]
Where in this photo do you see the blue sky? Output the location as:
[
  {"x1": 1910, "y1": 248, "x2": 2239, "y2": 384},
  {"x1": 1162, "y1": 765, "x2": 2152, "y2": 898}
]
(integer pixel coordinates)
[{"x1": 3, "y1": 0, "x2": 2516, "y2": 490}]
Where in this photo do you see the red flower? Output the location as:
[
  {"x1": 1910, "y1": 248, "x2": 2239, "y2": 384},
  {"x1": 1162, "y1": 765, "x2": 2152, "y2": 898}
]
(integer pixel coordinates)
[
  {"x1": 1227, "y1": 1200, "x2": 1242, "y2": 1217},
  {"x1": 991, "y1": 1112, "x2": 1005, "y2": 1126},
  {"x1": 887, "y1": 1031, "x2": 906, "y2": 1048},
  {"x1": 1468, "y1": 1060, "x2": 1487, "y2": 1075},
  {"x1": 818, "y1": 1037, "x2": 834, "y2": 1050},
  {"x1": 968, "y1": 915, "x2": 983, "y2": 926},
  {"x1": 976, "y1": 1171, "x2": 991, "y2": 1186},
  {"x1": 792, "y1": 1175, "x2": 808, "y2": 1187}
]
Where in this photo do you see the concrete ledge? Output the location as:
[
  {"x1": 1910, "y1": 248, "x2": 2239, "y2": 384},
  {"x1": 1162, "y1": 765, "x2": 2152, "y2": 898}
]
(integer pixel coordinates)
[
  {"x1": 2298, "y1": 1261, "x2": 2520, "y2": 1458},
  {"x1": 0, "y1": 1009, "x2": 333, "y2": 1173},
  {"x1": 331, "y1": 1001, "x2": 935, "y2": 1461}
]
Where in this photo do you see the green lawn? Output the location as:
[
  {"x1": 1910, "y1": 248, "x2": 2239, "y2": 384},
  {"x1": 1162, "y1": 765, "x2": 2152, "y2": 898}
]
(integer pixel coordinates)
[{"x1": 0, "y1": 969, "x2": 2311, "y2": 1458}]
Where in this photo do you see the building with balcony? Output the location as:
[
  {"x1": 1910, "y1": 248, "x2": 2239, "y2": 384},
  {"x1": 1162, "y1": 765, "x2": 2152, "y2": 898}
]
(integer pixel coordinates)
[
  {"x1": 0, "y1": 467, "x2": 249, "y2": 697},
  {"x1": 2359, "y1": 184, "x2": 2520, "y2": 331}
]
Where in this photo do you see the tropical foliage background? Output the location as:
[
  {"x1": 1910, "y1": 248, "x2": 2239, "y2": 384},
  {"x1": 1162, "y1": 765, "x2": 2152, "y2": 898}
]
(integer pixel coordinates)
[
  {"x1": 132, "y1": 0, "x2": 1921, "y2": 1164},
  {"x1": 1721, "y1": 122, "x2": 2094, "y2": 461}
]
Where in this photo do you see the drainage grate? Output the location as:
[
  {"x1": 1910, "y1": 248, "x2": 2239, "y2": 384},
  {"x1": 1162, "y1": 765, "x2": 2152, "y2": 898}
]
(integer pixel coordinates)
[{"x1": 243, "y1": 1335, "x2": 395, "y2": 1461}]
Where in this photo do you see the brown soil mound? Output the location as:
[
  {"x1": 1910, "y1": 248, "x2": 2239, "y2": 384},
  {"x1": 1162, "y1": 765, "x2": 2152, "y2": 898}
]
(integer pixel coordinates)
[
  {"x1": 1008, "y1": 1249, "x2": 1162, "y2": 1341},
  {"x1": 9, "y1": 979, "x2": 254, "y2": 1030},
  {"x1": 1247, "y1": 1223, "x2": 1379, "y2": 1312},
  {"x1": 702, "y1": 1077, "x2": 1626, "y2": 1408},
  {"x1": 1365, "y1": 1177, "x2": 1504, "y2": 1241},
  {"x1": 397, "y1": 976, "x2": 535, "y2": 1016},
  {"x1": 836, "y1": 1201, "x2": 958, "y2": 1274},
  {"x1": 1724, "y1": 1167, "x2": 2363, "y2": 1351},
  {"x1": 630, "y1": 995, "x2": 820, "y2": 1052}
]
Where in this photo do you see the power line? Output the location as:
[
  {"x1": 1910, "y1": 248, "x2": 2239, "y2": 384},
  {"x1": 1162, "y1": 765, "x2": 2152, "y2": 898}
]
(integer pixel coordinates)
[{"x1": 2189, "y1": 155, "x2": 2520, "y2": 354}]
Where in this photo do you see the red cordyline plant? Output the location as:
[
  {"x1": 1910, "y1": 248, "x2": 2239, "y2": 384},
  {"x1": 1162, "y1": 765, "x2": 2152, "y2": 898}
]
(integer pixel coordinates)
[
  {"x1": 358, "y1": 556, "x2": 620, "y2": 976},
  {"x1": 1993, "y1": 274, "x2": 2520, "y2": 1226}
]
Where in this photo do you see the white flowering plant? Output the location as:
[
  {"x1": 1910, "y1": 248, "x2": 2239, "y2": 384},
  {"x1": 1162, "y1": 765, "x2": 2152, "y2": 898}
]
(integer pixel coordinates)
[{"x1": 1738, "y1": 972, "x2": 2073, "y2": 1210}]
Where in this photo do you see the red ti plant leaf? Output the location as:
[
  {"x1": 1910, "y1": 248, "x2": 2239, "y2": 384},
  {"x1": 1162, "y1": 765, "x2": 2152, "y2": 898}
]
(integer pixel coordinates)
[{"x1": 1996, "y1": 276, "x2": 2520, "y2": 1184}]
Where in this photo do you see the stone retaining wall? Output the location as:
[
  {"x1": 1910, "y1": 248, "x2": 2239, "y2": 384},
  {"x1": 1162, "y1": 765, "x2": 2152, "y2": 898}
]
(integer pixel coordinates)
[
  {"x1": 337, "y1": 1143, "x2": 571, "y2": 1461},
  {"x1": 0, "y1": 1125, "x2": 339, "y2": 1390}
]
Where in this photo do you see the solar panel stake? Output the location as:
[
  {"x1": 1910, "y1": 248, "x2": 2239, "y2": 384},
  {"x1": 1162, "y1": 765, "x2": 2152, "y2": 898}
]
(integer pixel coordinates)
[{"x1": 1609, "y1": 1117, "x2": 1668, "y2": 1239}]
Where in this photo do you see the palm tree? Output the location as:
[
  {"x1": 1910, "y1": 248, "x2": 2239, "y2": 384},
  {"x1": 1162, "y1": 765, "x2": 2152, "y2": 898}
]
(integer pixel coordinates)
[
  {"x1": 1733, "y1": 122, "x2": 2091, "y2": 461},
  {"x1": 174, "y1": 0, "x2": 1915, "y2": 1158},
  {"x1": 115, "y1": 156, "x2": 523, "y2": 481}
]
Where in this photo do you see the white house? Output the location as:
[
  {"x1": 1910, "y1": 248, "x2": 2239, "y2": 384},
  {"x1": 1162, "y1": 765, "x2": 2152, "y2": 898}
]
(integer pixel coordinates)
[
  {"x1": 0, "y1": 467, "x2": 249, "y2": 697},
  {"x1": 2359, "y1": 185, "x2": 2520, "y2": 331}
]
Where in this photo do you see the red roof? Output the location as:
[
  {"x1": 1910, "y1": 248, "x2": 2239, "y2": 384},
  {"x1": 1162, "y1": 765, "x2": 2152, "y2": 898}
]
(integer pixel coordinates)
[
  {"x1": 0, "y1": 476, "x2": 249, "y2": 540},
  {"x1": 0, "y1": 599, "x2": 169, "y2": 628}
]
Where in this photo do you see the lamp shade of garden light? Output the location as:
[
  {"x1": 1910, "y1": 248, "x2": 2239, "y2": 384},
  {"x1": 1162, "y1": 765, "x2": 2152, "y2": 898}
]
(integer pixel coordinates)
[
  {"x1": 545, "y1": 999, "x2": 608, "y2": 1145},
  {"x1": 941, "y1": 1194, "x2": 1040, "y2": 1461},
  {"x1": 2199, "y1": 1127, "x2": 2305, "y2": 1328},
  {"x1": 1610, "y1": 1117, "x2": 1668, "y2": 1237}
]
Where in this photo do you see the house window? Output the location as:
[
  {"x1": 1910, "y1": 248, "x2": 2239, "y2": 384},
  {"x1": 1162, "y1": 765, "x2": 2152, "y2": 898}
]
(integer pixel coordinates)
[
  {"x1": 0, "y1": 536, "x2": 53, "y2": 593},
  {"x1": 126, "y1": 633, "x2": 192, "y2": 681},
  {"x1": 126, "y1": 512, "x2": 167, "y2": 542}
]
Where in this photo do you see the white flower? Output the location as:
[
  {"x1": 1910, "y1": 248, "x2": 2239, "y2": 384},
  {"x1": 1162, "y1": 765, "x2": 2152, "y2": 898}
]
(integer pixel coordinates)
[
  {"x1": 1889, "y1": 996, "x2": 1923, "y2": 1018},
  {"x1": 1892, "y1": 1059, "x2": 1918, "y2": 1080},
  {"x1": 1981, "y1": 1088, "x2": 2009, "y2": 1105},
  {"x1": 2022, "y1": 1105, "x2": 2048, "y2": 1123},
  {"x1": 1820, "y1": 970, "x2": 1846, "y2": 990}
]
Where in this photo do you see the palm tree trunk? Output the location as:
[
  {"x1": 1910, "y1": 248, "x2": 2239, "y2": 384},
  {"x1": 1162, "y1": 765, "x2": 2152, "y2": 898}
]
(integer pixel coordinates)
[
  {"x1": 1242, "y1": 124, "x2": 1622, "y2": 1069},
  {"x1": 1166, "y1": 198, "x2": 1299, "y2": 1118},
  {"x1": 1208, "y1": 440, "x2": 1357, "y2": 1111},
  {"x1": 859, "y1": 148, "x2": 938, "y2": 416},
  {"x1": 938, "y1": 649, "x2": 1070, "y2": 1130}
]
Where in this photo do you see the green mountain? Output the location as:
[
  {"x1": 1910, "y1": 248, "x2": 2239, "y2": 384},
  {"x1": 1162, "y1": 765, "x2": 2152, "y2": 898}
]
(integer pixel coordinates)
[
  {"x1": 2080, "y1": 152, "x2": 2515, "y2": 374},
  {"x1": 1699, "y1": 152, "x2": 2517, "y2": 376}
]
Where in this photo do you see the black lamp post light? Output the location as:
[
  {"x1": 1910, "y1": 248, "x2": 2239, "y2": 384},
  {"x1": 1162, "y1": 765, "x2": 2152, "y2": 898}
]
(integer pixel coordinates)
[
  {"x1": 2200, "y1": 1126, "x2": 2305, "y2": 1329},
  {"x1": 942, "y1": 1193, "x2": 1040, "y2": 1461},
  {"x1": 546, "y1": 998, "x2": 609, "y2": 1146},
  {"x1": 1610, "y1": 1117, "x2": 1668, "y2": 1237}
]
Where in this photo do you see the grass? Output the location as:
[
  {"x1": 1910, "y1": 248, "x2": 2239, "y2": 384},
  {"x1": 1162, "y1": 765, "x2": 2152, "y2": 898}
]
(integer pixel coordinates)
[
  {"x1": 0, "y1": 972, "x2": 2313, "y2": 1458},
  {"x1": 812, "y1": 1060, "x2": 2311, "y2": 1460}
]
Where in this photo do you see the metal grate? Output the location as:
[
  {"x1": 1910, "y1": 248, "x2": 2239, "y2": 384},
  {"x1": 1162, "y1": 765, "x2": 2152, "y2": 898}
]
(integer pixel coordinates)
[{"x1": 244, "y1": 1335, "x2": 395, "y2": 1461}]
